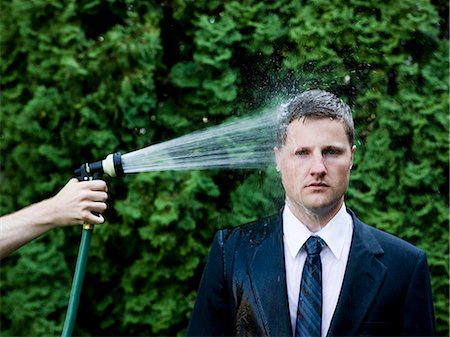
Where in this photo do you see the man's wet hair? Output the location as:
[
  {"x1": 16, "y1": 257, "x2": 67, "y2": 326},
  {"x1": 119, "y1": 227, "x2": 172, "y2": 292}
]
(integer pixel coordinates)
[{"x1": 276, "y1": 89, "x2": 354, "y2": 147}]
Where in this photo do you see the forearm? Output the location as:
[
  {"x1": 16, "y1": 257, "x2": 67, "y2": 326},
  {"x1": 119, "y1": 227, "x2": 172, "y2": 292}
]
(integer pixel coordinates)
[
  {"x1": 0, "y1": 178, "x2": 108, "y2": 259},
  {"x1": 0, "y1": 198, "x2": 57, "y2": 259}
]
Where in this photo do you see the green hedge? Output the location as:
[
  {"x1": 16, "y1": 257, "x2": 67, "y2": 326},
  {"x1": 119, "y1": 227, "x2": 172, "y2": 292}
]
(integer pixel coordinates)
[{"x1": 1, "y1": 0, "x2": 448, "y2": 335}]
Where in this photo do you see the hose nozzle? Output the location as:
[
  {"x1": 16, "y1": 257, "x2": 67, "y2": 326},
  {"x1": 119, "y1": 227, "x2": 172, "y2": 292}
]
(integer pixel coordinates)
[{"x1": 75, "y1": 152, "x2": 124, "y2": 180}]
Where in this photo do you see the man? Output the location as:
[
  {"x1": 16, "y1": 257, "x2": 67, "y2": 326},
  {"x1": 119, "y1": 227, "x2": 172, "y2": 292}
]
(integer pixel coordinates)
[
  {"x1": 0, "y1": 178, "x2": 108, "y2": 259},
  {"x1": 186, "y1": 90, "x2": 435, "y2": 336}
]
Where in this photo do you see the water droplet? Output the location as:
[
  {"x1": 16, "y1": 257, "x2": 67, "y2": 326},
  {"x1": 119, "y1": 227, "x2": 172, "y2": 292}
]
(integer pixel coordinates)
[
  {"x1": 344, "y1": 75, "x2": 351, "y2": 83},
  {"x1": 404, "y1": 56, "x2": 413, "y2": 65},
  {"x1": 98, "y1": 35, "x2": 105, "y2": 42},
  {"x1": 202, "y1": 117, "x2": 209, "y2": 123},
  {"x1": 209, "y1": 17, "x2": 216, "y2": 24}
]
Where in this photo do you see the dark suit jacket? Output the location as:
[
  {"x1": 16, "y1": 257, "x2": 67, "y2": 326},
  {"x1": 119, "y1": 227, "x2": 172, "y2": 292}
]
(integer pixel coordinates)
[{"x1": 186, "y1": 209, "x2": 436, "y2": 336}]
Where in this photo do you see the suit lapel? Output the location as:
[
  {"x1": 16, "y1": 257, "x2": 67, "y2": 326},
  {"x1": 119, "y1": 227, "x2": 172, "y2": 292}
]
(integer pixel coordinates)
[
  {"x1": 247, "y1": 214, "x2": 292, "y2": 337},
  {"x1": 328, "y1": 212, "x2": 387, "y2": 336}
]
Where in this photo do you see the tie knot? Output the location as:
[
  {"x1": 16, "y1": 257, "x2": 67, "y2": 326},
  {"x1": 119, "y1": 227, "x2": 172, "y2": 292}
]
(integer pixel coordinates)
[{"x1": 304, "y1": 236, "x2": 326, "y2": 256}]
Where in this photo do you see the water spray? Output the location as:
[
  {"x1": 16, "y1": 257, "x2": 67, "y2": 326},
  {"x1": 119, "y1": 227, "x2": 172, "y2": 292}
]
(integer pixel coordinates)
[{"x1": 61, "y1": 109, "x2": 280, "y2": 336}]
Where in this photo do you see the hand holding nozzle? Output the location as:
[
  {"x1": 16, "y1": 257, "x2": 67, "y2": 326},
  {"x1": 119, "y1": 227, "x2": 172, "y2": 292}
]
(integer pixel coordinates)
[
  {"x1": 73, "y1": 171, "x2": 108, "y2": 230},
  {"x1": 52, "y1": 178, "x2": 108, "y2": 228},
  {"x1": 74, "y1": 152, "x2": 123, "y2": 229}
]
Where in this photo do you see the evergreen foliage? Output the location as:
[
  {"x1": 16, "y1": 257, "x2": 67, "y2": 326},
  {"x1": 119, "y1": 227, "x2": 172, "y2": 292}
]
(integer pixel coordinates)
[{"x1": 1, "y1": 0, "x2": 448, "y2": 335}]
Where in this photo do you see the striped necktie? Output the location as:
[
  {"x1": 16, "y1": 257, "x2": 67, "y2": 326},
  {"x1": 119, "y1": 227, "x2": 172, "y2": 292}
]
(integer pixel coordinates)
[{"x1": 295, "y1": 236, "x2": 326, "y2": 337}]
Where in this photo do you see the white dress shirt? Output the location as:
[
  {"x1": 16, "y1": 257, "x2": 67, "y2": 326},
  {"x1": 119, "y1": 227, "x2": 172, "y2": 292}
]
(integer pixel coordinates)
[{"x1": 283, "y1": 203, "x2": 353, "y2": 337}]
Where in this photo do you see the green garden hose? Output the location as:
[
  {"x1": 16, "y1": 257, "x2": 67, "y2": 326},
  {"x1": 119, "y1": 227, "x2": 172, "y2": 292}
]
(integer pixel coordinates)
[{"x1": 61, "y1": 225, "x2": 94, "y2": 337}]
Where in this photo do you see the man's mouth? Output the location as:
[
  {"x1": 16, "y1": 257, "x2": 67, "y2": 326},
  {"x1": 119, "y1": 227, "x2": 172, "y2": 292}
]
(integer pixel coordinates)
[{"x1": 306, "y1": 182, "x2": 329, "y2": 188}]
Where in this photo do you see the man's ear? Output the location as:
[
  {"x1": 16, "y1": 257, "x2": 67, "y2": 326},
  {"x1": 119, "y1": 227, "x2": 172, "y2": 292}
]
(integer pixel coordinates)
[
  {"x1": 274, "y1": 146, "x2": 281, "y2": 172},
  {"x1": 349, "y1": 145, "x2": 356, "y2": 170}
]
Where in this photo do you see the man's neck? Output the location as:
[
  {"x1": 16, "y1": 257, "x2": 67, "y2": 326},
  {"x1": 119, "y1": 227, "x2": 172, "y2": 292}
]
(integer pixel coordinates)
[{"x1": 286, "y1": 199, "x2": 344, "y2": 232}]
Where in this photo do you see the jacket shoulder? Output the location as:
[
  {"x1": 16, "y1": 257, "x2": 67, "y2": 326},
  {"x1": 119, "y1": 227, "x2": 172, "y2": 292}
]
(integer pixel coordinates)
[
  {"x1": 219, "y1": 213, "x2": 281, "y2": 247},
  {"x1": 351, "y1": 210, "x2": 426, "y2": 259}
]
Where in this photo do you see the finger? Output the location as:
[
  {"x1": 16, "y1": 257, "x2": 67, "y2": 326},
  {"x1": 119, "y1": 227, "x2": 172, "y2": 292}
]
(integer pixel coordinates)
[
  {"x1": 83, "y1": 191, "x2": 109, "y2": 202},
  {"x1": 92, "y1": 180, "x2": 108, "y2": 192},
  {"x1": 83, "y1": 212, "x2": 105, "y2": 225},
  {"x1": 80, "y1": 179, "x2": 108, "y2": 192},
  {"x1": 86, "y1": 201, "x2": 108, "y2": 214}
]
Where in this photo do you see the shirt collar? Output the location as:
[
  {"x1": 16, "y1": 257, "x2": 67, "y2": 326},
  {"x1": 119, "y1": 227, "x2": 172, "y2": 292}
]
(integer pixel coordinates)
[{"x1": 282, "y1": 203, "x2": 352, "y2": 260}]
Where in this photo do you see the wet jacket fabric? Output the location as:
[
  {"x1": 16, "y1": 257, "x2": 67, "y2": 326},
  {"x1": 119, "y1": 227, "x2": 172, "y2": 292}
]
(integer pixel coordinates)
[{"x1": 186, "y1": 209, "x2": 436, "y2": 336}]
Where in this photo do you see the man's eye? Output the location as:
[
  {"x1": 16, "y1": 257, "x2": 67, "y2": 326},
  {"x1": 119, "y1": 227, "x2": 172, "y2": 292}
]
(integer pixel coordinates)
[
  {"x1": 324, "y1": 149, "x2": 340, "y2": 155},
  {"x1": 295, "y1": 150, "x2": 308, "y2": 156}
]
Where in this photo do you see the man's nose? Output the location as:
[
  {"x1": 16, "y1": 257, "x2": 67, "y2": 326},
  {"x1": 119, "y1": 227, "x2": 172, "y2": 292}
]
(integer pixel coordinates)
[{"x1": 310, "y1": 154, "x2": 327, "y2": 176}]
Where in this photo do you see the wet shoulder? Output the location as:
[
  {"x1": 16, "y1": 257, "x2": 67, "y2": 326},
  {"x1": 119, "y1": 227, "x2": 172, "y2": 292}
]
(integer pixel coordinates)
[{"x1": 222, "y1": 213, "x2": 281, "y2": 247}]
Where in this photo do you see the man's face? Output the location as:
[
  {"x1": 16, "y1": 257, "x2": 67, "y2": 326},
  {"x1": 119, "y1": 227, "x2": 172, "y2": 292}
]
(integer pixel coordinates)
[{"x1": 274, "y1": 117, "x2": 355, "y2": 223}]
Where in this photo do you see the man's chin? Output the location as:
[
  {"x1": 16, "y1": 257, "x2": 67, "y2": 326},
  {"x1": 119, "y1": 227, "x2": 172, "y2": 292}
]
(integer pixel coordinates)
[
  {"x1": 303, "y1": 197, "x2": 331, "y2": 210},
  {"x1": 303, "y1": 198, "x2": 342, "y2": 216}
]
